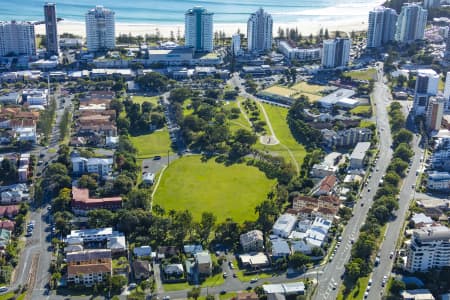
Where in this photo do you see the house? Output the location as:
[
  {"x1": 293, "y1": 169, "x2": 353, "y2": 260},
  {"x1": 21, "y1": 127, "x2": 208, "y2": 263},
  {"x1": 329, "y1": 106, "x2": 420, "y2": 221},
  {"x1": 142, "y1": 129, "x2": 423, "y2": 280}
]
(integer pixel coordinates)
[
  {"x1": 313, "y1": 175, "x2": 337, "y2": 196},
  {"x1": 142, "y1": 173, "x2": 155, "y2": 185},
  {"x1": 410, "y1": 213, "x2": 434, "y2": 228},
  {"x1": 0, "y1": 220, "x2": 15, "y2": 231},
  {"x1": 271, "y1": 239, "x2": 291, "y2": 258},
  {"x1": 183, "y1": 244, "x2": 203, "y2": 255},
  {"x1": 134, "y1": 245, "x2": 152, "y2": 258},
  {"x1": 107, "y1": 235, "x2": 127, "y2": 255},
  {"x1": 163, "y1": 264, "x2": 184, "y2": 276},
  {"x1": 0, "y1": 229, "x2": 11, "y2": 243},
  {"x1": 291, "y1": 240, "x2": 312, "y2": 255},
  {"x1": 0, "y1": 92, "x2": 20, "y2": 104},
  {"x1": 157, "y1": 246, "x2": 179, "y2": 260},
  {"x1": 133, "y1": 260, "x2": 151, "y2": 280},
  {"x1": 71, "y1": 186, "x2": 122, "y2": 216},
  {"x1": 240, "y1": 230, "x2": 264, "y2": 252},
  {"x1": 0, "y1": 205, "x2": 19, "y2": 218},
  {"x1": 1, "y1": 190, "x2": 25, "y2": 204},
  {"x1": 66, "y1": 227, "x2": 124, "y2": 243},
  {"x1": 349, "y1": 142, "x2": 371, "y2": 169},
  {"x1": 195, "y1": 251, "x2": 212, "y2": 275},
  {"x1": 400, "y1": 289, "x2": 435, "y2": 300},
  {"x1": 272, "y1": 214, "x2": 297, "y2": 238},
  {"x1": 239, "y1": 252, "x2": 270, "y2": 269}
]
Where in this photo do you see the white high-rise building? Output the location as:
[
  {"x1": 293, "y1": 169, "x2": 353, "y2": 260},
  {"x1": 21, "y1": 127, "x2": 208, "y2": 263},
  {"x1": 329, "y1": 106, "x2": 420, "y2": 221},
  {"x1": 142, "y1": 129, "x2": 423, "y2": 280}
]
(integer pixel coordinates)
[
  {"x1": 367, "y1": 6, "x2": 398, "y2": 48},
  {"x1": 443, "y1": 72, "x2": 450, "y2": 111},
  {"x1": 395, "y1": 3, "x2": 428, "y2": 43},
  {"x1": 185, "y1": 7, "x2": 214, "y2": 53},
  {"x1": 423, "y1": 0, "x2": 440, "y2": 9},
  {"x1": 406, "y1": 226, "x2": 450, "y2": 272},
  {"x1": 413, "y1": 69, "x2": 440, "y2": 115},
  {"x1": 426, "y1": 96, "x2": 445, "y2": 131},
  {"x1": 231, "y1": 33, "x2": 241, "y2": 56},
  {"x1": 321, "y1": 38, "x2": 351, "y2": 69},
  {"x1": 85, "y1": 5, "x2": 115, "y2": 52},
  {"x1": 247, "y1": 8, "x2": 273, "y2": 53},
  {"x1": 0, "y1": 21, "x2": 36, "y2": 56}
]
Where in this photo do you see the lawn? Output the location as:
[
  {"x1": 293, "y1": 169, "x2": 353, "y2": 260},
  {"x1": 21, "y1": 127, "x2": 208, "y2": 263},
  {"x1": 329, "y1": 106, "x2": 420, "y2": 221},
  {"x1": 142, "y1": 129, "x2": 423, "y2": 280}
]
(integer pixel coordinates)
[
  {"x1": 130, "y1": 129, "x2": 172, "y2": 159},
  {"x1": 0, "y1": 292, "x2": 15, "y2": 300},
  {"x1": 256, "y1": 103, "x2": 307, "y2": 167},
  {"x1": 350, "y1": 105, "x2": 372, "y2": 116},
  {"x1": 163, "y1": 272, "x2": 225, "y2": 291},
  {"x1": 263, "y1": 86, "x2": 297, "y2": 98},
  {"x1": 290, "y1": 82, "x2": 325, "y2": 95},
  {"x1": 153, "y1": 156, "x2": 276, "y2": 222},
  {"x1": 344, "y1": 68, "x2": 377, "y2": 81},
  {"x1": 262, "y1": 82, "x2": 324, "y2": 103},
  {"x1": 232, "y1": 259, "x2": 273, "y2": 282},
  {"x1": 131, "y1": 95, "x2": 160, "y2": 105},
  {"x1": 224, "y1": 101, "x2": 252, "y2": 133},
  {"x1": 359, "y1": 120, "x2": 376, "y2": 129}
]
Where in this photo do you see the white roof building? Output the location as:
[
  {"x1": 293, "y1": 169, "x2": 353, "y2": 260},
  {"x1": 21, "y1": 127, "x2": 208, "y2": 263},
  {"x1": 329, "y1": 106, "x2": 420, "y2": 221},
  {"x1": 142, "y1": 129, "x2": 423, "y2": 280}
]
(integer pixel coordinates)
[{"x1": 272, "y1": 214, "x2": 297, "y2": 238}]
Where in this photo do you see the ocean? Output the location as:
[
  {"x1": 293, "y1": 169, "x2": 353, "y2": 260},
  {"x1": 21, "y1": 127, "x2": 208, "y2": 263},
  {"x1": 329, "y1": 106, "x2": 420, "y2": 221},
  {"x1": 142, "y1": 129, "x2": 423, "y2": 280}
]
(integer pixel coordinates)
[{"x1": 0, "y1": 0, "x2": 380, "y2": 25}]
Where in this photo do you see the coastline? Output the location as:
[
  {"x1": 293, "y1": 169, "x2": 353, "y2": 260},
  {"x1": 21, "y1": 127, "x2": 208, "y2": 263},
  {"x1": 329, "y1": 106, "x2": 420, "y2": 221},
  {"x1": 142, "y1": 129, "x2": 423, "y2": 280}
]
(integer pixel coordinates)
[{"x1": 34, "y1": 17, "x2": 369, "y2": 39}]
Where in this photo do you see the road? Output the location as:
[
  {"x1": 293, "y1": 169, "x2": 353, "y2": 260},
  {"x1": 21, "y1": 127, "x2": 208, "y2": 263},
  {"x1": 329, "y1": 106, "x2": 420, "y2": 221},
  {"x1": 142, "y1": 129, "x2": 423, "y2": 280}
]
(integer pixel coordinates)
[
  {"x1": 313, "y1": 63, "x2": 394, "y2": 300},
  {"x1": 366, "y1": 107, "x2": 424, "y2": 298},
  {"x1": 11, "y1": 84, "x2": 74, "y2": 298}
]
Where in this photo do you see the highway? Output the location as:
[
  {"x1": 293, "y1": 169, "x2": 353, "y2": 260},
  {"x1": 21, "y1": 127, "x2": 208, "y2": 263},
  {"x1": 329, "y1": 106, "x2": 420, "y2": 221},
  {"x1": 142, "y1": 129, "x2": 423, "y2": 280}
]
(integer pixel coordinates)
[{"x1": 313, "y1": 64, "x2": 393, "y2": 300}]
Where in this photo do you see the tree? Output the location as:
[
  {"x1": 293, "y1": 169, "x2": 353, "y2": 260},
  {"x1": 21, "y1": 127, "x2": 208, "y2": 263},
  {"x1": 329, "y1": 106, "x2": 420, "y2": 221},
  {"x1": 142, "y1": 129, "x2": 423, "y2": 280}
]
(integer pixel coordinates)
[
  {"x1": 113, "y1": 175, "x2": 134, "y2": 195},
  {"x1": 198, "y1": 212, "x2": 217, "y2": 244},
  {"x1": 255, "y1": 200, "x2": 279, "y2": 234},
  {"x1": 135, "y1": 72, "x2": 169, "y2": 92},
  {"x1": 393, "y1": 128, "x2": 413, "y2": 147},
  {"x1": 126, "y1": 189, "x2": 151, "y2": 209},
  {"x1": 109, "y1": 275, "x2": 127, "y2": 294},
  {"x1": 390, "y1": 279, "x2": 406, "y2": 295},
  {"x1": 51, "y1": 188, "x2": 72, "y2": 212},
  {"x1": 169, "y1": 88, "x2": 192, "y2": 103},
  {"x1": 384, "y1": 171, "x2": 401, "y2": 186},
  {"x1": 187, "y1": 287, "x2": 201, "y2": 300},
  {"x1": 87, "y1": 209, "x2": 116, "y2": 228},
  {"x1": 77, "y1": 174, "x2": 98, "y2": 191},
  {"x1": 0, "y1": 158, "x2": 18, "y2": 185},
  {"x1": 289, "y1": 252, "x2": 312, "y2": 270},
  {"x1": 393, "y1": 143, "x2": 413, "y2": 162}
]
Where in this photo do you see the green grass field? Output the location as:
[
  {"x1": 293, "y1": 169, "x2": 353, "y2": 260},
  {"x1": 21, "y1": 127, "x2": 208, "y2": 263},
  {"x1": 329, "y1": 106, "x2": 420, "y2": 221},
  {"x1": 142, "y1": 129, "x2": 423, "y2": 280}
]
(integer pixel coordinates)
[
  {"x1": 153, "y1": 156, "x2": 275, "y2": 223},
  {"x1": 130, "y1": 129, "x2": 172, "y2": 159},
  {"x1": 337, "y1": 276, "x2": 370, "y2": 300},
  {"x1": 262, "y1": 82, "x2": 324, "y2": 102},
  {"x1": 344, "y1": 69, "x2": 376, "y2": 81},
  {"x1": 256, "y1": 104, "x2": 307, "y2": 167},
  {"x1": 130, "y1": 95, "x2": 160, "y2": 105},
  {"x1": 350, "y1": 105, "x2": 372, "y2": 116},
  {"x1": 224, "y1": 101, "x2": 252, "y2": 133}
]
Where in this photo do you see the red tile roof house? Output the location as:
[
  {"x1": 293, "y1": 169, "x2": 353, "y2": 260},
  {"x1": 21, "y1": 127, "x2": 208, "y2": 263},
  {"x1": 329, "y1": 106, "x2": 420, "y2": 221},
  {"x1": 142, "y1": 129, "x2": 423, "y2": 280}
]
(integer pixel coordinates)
[
  {"x1": 0, "y1": 205, "x2": 20, "y2": 218},
  {"x1": 71, "y1": 186, "x2": 122, "y2": 216},
  {"x1": 313, "y1": 175, "x2": 337, "y2": 196},
  {"x1": 0, "y1": 220, "x2": 15, "y2": 231}
]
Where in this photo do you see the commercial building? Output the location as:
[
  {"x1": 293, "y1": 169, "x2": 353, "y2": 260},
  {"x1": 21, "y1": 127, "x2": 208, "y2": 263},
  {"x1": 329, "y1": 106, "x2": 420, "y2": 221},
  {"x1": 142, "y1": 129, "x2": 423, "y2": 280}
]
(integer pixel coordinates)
[
  {"x1": 185, "y1": 7, "x2": 213, "y2": 52},
  {"x1": 349, "y1": 142, "x2": 371, "y2": 169},
  {"x1": 247, "y1": 8, "x2": 273, "y2": 53},
  {"x1": 0, "y1": 21, "x2": 36, "y2": 56},
  {"x1": 321, "y1": 38, "x2": 351, "y2": 69},
  {"x1": 44, "y1": 3, "x2": 59, "y2": 56},
  {"x1": 395, "y1": 3, "x2": 428, "y2": 43},
  {"x1": 317, "y1": 88, "x2": 356, "y2": 108},
  {"x1": 405, "y1": 226, "x2": 450, "y2": 272},
  {"x1": 263, "y1": 282, "x2": 305, "y2": 295},
  {"x1": 413, "y1": 69, "x2": 439, "y2": 116},
  {"x1": 278, "y1": 41, "x2": 321, "y2": 61},
  {"x1": 367, "y1": 6, "x2": 398, "y2": 48},
  {"x1": 426, "y1": 96, "x2": 445, "y2": 131},
  {"x1": 240, "y1": 230, "x2": 264, "y2": 252},
  {"x1": 427, "y1": 171, "x2": 450, "y2": 191},
  {"x1": 85, "y1": 6, "x2": 115, "y2": 52},
  {"x1": 232, "y1": 34, "x2": 241, "y2": 56},
  {"x1": 22, "y1": 89, "x2": 48, "y2": 106}
]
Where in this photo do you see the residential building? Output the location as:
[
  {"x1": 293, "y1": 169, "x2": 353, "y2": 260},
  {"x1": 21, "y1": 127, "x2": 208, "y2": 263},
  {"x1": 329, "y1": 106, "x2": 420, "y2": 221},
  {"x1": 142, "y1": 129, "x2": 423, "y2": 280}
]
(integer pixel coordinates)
[
  {"x1": 271, "y1": 239, "x2": 291, "y2": 258},
  {"x1": 278, "y1": 41, "x2": 321, "y2": 61},
  {"x1": 0, "y1": 92, "x2": 20, "y2": 104},
  {"x1": 0, "y1": 21, "x2": 36, "y2": 56},
  {"x1": 66, "y1": 227, "x2": 124, "y2": 244},
  {"x1": 240, "y1": 230, "x2": 264, "y2": 252},
  {"x1": 405, "y1": 226, "x2": 450, "y2": 272},
  {"x1": 133, "y1": 246, "x2": 152, "y2": 258},
  {"x1": 236, "y1": 292, "x2": 258, "y2": 300},
  {"x1": 321, "y1": 38, "x2": 351, "y2": 69},
  {"x1": 71, "y1": 186, "x2": 122, "y2": 216},
  {"x1": 67, "y1": 249, "x2": 112, "y2": 286},
  {"x1": 247, "y1": 8, "x2": 273, "y2": 53},
  {"x1": 0, "y1": 205, "x2": 19, "y2": 218},
  {"x1": 410, "y1": 213, "x2": 434, "y2": 228},
  {"x1": 163, "y1": 264, "x2": 184, "y2": 276},
  {"x1": 183, "y1": 244, "x2": 203, "y2": 255},
  {"x1": 0, "y1": 220, "x2": 15, "y2": 231},
  {"x1": 272, "y1": 214, "x2": 297, "y2": 238},
  {"x1": 423, "y1": 0, "x2": 440, "y2": 9},
  {"x1": 232, "y1": 34, "x2": 241, "y2": 56},
  {"x1": 85, "y1": 6, "x2": 115, "y2": 52},
  {"x1": 313, "y1": 175, "x2": 337, "y2": 196},
  {"x1": 444, "y1": 71, "x2": 450, "y2": 111},
  {"x1": 44, "y1": 3, "x2": 59, "y2": 56},
  {"x1": 427, "y1": 171, "x2": 450, "y2": 191},
  {"x1": 0, "y1": 229, "x2": 12, "y2": 249},
  {"x1": 367, "y1": 7, "x2": 398, "y2": 48},
  {"x1": 185, "y1": 7, "x2": 213, "y2": 52},
  {"x1": 292, "y1": 195, "x2": 340, "y2": 220},
  {"x1": 349, "y1": 142, "x2": 371, "y2": 169},
  {"x1": 133, "y1": 260, "x2": 151, "y2": 280},
  {"x1": 311, "y1": 152, "x2": 343, "y2": 178},
  {"x1": 22, "y1": 89, "x2": 49, "y2": 106},
  {"x1": 431, "y1": 149, "x2": 450, "y2": 171},
  {"x1": 321, "y1": 127, "x2": 373, "y2": 147},
  {"x1": 195, "y1": 251, "x2": 212, "y2": 275},
  {"x1": 426, "y1": 96, "x2": 445, "y2": 131},
  {"x1": 400, "y1": 289, "x2": 435, "y2": 300},
  {"x1": 395, "y1": 3, "x2": 428, "y2": 43},
  {"x1": 238, "y1": 252, "x2": 270, "y2": 268},
  {"x1": 71, "y1": 156, "x2": 113, "y2": 177}
]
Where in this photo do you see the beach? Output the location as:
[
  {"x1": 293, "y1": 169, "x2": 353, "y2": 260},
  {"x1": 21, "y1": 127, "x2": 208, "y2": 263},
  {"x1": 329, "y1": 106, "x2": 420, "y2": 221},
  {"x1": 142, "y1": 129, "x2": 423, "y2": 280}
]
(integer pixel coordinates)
[{"x1": 35, "y1": 17, "x2": 370, "y2": 40}]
